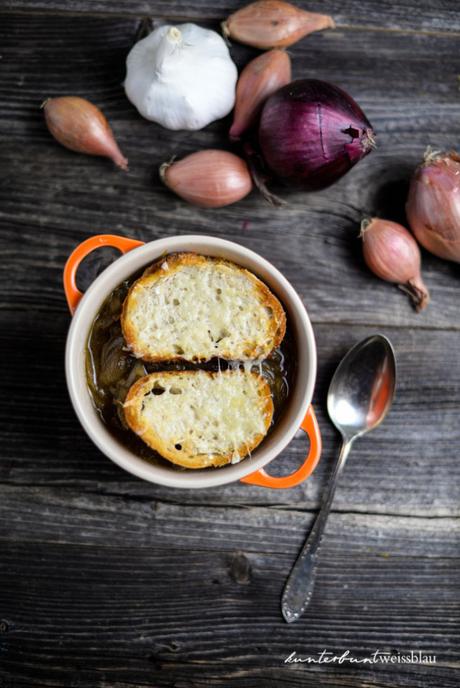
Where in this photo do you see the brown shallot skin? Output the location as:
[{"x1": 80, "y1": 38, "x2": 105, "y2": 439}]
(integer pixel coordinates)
[
  {"x1": 230, "y1": 49, "x2": 291, "y2": 140},
  {"x1": 222, "y1": 0, "x2": 335, "y2": 50},
  {"x1": 361, "y1": 218, "x2": 430, "y2": 312},
  {"x1": 406, "y1": 149, "x2": 460, "y2": 262},
  {"x1": 43, "y1": 97, "x2": 128, "y2": 170},
  {"x1": 160, "y1": 150, "x2": 253, "y2": 208}
]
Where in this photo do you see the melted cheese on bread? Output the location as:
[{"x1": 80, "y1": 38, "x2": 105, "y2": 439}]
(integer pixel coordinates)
[
  {"x1": 121, "y1": 253, "x2": 286, "y2": 362},
  {"x1": 123, "y1": 369, "x2": 273, "y2": 468}
]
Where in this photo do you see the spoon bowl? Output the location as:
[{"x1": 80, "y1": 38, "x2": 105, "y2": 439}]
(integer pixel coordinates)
[{"x1": 327, "y1": 334, "x2": 396, "y2": 441}]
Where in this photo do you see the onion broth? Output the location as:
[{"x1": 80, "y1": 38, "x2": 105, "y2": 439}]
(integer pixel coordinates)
[{"x1": 85, "y1": 258, "x2": 297, "y2": 468}]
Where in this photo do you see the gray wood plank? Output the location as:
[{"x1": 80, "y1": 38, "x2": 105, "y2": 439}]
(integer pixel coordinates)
[
  {"x1": 2, "y1": 0, "x2": 460, "y2": 34},
  {"x1": 0, "y1": 489, "x2": 458, "y2": 687},
  {"x1": 1, "y1": 484, "x2": 459, "y2": 555}
]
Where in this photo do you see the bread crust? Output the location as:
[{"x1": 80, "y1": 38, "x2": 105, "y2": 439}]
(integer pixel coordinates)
[
  {"x1": 123, "y1": 370, "x2": 274, "y2": 469},
  {"x1": 121, "y1": 252, "x2": 286, "y2": 363}
]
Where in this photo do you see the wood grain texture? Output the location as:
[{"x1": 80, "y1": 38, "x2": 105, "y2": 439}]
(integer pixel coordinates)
[
  {"x1": 2, "y1": 0, "x2": 460, "y2": 33},
  {"x1": 0, "y1": 4, "x2": 459, "y2": 688},
  {"x1": 0, "y1": 489, "x2": 459, "y2": 687}
]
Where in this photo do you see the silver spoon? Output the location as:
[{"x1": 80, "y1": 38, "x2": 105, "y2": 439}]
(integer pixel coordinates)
[{"x1": 281, "y1": 334, "x2": 396, "y2": 623}]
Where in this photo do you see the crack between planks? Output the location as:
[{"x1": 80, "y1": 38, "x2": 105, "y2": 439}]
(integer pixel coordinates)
[
  {"x1": 1, "y1": 483, "x2": 459, "y2": 520},
  {"x1": 0, "y1": 535, "x2": 458, "y2": 558}
]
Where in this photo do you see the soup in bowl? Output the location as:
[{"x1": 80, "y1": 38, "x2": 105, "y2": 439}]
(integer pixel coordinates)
[{"x1": 64, "y1": 234, "x2": 321, "y2": 489}]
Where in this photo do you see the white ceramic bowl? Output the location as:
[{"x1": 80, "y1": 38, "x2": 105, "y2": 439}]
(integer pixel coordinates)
[{"x1": 64, "y1": 234, "x2": 321, "y2": 489}]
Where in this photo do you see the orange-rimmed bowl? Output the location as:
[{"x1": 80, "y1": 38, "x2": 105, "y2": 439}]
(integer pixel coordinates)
[{"x1": 64, "y1": 234, "x2": 321, "y2": 489}]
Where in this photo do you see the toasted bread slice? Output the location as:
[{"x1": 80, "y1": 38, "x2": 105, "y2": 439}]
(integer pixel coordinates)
[
  {"x1": 123, "y1": 369, "x2": 273, "y2": 468},
  {"x1": 121, "y1": 253, "x2": 286, "y2": 362}
]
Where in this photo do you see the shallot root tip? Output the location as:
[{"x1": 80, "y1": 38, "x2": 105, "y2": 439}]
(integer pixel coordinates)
[
  {"x1": 114, "y1": 154, "x2": 129, "y2": 172},
  {"x1": 398, "y1": 280, "x2": 430, "y2": 313},
  {"x1": 423, "y1": 145, "x2": 442, "y2": 165},
  {"x1": 159, "y1": 163, "x2": 170, "y2": 183},
  {"x1": 40, "y1": 98, "x2": 51, "y2": 110},
  {"x1": 159, "y1": 156, "x2": 176, "y2": 183},
  {"x1": 359, "y1": 217, "x2": 373, "y2": 237},
  {"x1": 249, "y1": 163, "x2": 285, "y2": 206},
  {"x1": 256, "y1": 180, "x2": 286, "y2": 207}
]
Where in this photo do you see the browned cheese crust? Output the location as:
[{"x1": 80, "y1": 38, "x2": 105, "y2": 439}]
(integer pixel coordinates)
[
  {"x1": 120, "y1": 252, "x2": 286, "y2": 363},
  {"x1": 123, "y1": 370, "x2": 274, "y2": 469}
]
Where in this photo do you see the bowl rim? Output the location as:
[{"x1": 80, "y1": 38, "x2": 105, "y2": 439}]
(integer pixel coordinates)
[{"x1": 65, "y1": 234, "x2": 317, "y2": 488}]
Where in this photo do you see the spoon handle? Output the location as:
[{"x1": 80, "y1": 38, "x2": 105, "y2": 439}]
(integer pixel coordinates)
[{"x1": 281, "y1": 438, "x2": 353, "y2": 623}]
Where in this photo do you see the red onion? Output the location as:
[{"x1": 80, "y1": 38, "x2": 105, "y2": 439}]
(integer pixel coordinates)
[
  {"x1": 406, "y1": 149, "x2": 460, "y2": 262},
  {"x1": 361, "y1": 217, "x2": 430, "y2": 312},
  {"x1": 258, "y1": 79, "x2": 374, "y2": 191}
]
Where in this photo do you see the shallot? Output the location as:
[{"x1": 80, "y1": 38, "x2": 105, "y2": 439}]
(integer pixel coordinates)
[
  {"x1": 406, "y1": 148, "x2": 460, "y2": 262},
  {"x1": 361, "y1": 217, "x2": 430, "y2": 312},
  {"x1": 230, "y1": 49, "x2": 291, "y2": 140},
  {"x1": 222, "y1": 0, "x2": 335, "y2": 50},
  {"x1": 42, "y1": 97, "x2": 128, "y2": 170},
  {"x1": 160, "y1": 150, "x2": 252, "y2": 208}
]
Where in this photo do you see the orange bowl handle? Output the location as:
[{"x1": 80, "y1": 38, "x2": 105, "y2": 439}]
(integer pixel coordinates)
[
  {"x1": 63, "y1": 234, "x2": 144, "y2": 314},
  {"x1": 240, "y1": 405, "x2": 322, "y2": 489}
]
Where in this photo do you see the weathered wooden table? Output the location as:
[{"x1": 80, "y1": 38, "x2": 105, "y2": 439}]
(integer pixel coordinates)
[{"x1": 1, "y1": 1, "x2": 459, "y2": 686}]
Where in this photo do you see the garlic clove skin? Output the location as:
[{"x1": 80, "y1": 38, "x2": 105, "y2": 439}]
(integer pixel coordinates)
[
  {"x1": 406, "y1": 149, "x2": 460, "y2": 263},
  {"x1": 230, "y1": 49, "x2": 291, "y2": 140},
  {"x1": 361, "y1": 217, "x2": 430, "y2": 312},
  {"x1": 160, "y1": 150, "x2": 253, "y2": 208},
  {"x1": 222, "y1": 0, "x2": 335, "y2": 50},
  {"x1": 43, "y1": 96, "x2": 128, "y2": 170},
  {"x1": 125, "y1": 24, "x2": 237, "y2": 131}
]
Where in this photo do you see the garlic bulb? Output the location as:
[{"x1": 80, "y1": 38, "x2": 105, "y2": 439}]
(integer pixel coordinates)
[{"x1": 124, "y1": 24, "x2": 238, "y2": 131}]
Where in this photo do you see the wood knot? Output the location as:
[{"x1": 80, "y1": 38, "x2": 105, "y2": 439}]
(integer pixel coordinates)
[{"x1": 229, "y1": 551, "x2": 252, "y2": 585}]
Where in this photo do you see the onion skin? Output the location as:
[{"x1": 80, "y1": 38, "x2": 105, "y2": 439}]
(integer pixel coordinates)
[
  {"x1": 258, "y1": 79, "x2": 375, "y2": 191},
  {"x1": 43, "y1": 97, "x2": 128, "y2": 170},
  {"x1": 406, "y1": 149, "x2": 460, "y2": 262},
  {"x1": 361, "y1": 218, "x2": 430, "y2": 312},
  {"x1": 222, "y1": 0, "x2": 335, "y2": 50},
  {"x1": 160, "y1": 150, "x2": 253, "y2": 208},
  {"x1": 230, "y1": 49, "x2": 291, "y2": 141}
]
